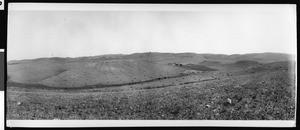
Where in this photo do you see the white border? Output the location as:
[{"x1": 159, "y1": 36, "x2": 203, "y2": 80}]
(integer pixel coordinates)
[
  {"x1": 6, "y1": 3, "x2": 297, "y2": 128},
  {"x1": 0, "y1": 92, "x2": 3, "y2": 129},
  {"x1": 9, "y1": 3, "x2": 296, "y2": 12},
  {"x1": 0, "y1": 52, "x2": 3, "y2": 130},
  {"x1": 6, "y1": 120, "x2": 296, "y2": 127}
]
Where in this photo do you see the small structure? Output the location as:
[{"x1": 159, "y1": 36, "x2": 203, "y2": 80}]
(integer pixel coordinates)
[{"x1": 227, "y1": 98, "x2": 232, "y2": 104}]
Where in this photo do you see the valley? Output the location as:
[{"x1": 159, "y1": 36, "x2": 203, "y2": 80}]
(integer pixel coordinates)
[{"x1": 6, "y1": 52, "x2": 296, "y2": 120}]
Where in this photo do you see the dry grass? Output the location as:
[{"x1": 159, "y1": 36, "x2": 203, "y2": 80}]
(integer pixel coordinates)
[{"x1": 7, "y1": 68, "x2": 295, "y2": 120}]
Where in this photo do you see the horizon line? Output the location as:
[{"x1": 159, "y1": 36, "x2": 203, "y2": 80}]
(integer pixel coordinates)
[{"x1": 7, "y1": 51, "x2": 295, "y2": 62}]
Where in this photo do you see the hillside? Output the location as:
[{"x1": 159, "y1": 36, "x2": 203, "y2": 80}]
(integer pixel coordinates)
[
  {"x1": 6, "y1": 52, "x2": 296, "y2": 120},
  {"x1": 7, "y1": 52, "x2": 294, "y2": 88}
]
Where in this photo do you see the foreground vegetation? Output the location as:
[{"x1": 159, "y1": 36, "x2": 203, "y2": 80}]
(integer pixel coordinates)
[{"x1": 7, "y1": 69, "x2": 295, "y2": 120}]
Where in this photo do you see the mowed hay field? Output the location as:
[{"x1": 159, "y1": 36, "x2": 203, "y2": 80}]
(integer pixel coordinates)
[
  {"x1": 8, "y1": 59, "x2": 187, "y2": 88},
  {"x1": 7, "y1": 53, "x2": 296, "y2": 120}
]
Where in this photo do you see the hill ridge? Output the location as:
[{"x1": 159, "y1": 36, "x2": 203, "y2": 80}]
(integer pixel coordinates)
[{"x1": 8, "y1": 52, "x2": 293, "y2": 63}]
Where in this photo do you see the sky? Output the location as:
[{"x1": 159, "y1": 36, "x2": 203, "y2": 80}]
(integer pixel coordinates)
[{"x1": 7, "y1": 4, "x2": 296, "y2": 61}]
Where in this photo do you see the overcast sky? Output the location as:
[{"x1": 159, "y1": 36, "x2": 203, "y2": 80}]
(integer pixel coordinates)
[{"x1": 8, "y1": 4, "x2": 296, "y2": 61}]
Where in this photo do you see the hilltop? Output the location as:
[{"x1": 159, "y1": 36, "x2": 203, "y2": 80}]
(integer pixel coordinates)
[
  {"x1": 7, "y1": 52, "x2": 294, "y2": 88},
  {"x1": 7, "y1": 52, "x2": 296, "y2": 120}
]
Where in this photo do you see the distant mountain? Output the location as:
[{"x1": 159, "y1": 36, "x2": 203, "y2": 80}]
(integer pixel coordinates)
[
  {"x1": 8, "y1": 52, "x2": 294, "y2": 64},
  {"x1": 225, "y1": 52, "x2": 294, "y2": 63},
  {"x1": 7, "y1": 52, "x2": 295, "y2": 88}
]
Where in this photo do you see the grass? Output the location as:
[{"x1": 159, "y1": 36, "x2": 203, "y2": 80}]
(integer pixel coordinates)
[
  {"x1": 7, "y1": 58, "x2": 295, "y2": 120},
  {"x1": 7, "y1": 69, "x2": 295, "y2": 120},
  {"x1": 8, "y1": 59, "x2": 187, "y2": 88},
  {"x1": 178, "y1": 64, "x2": 218, "y2": 71}
]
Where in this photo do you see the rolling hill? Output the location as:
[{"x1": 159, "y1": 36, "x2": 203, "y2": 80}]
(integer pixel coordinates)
[
  {"x1": 6, "y1": 52, "x2": 296, "y2": 120},
  {"x1": 7, "y1": 52, "x2": 294, "y2": 88}
]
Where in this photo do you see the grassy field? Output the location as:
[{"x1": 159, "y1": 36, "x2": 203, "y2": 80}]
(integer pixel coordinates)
[
  {"x1": 8, "y1": 59, "x2": 188, "y2": 88},
  {"x1": 7, "y1": 65, "x2": 295, "y2": 120},
  {"x1": 6, "y1": 53, "x2": 296, "y2": 120}
]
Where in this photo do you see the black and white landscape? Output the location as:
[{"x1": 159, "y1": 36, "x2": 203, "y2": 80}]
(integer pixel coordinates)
[
  {"x1": 7, "y1": 52, "x2": 296, "y2": 120},
  {"x1": 7, "y1": 4, "x2": 296, "y2": 121}
]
